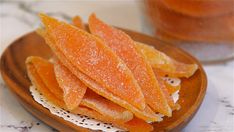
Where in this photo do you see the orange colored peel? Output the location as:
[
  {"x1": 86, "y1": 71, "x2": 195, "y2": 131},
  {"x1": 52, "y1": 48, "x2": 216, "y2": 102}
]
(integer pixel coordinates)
[
  {"x1": 81, "y1": 89, "x2": 133, "y2": 122},
  {"x1": 165, "y1": 81, "x2": 181, "y2": 95},
  {"x1": 54, "y1": 60, "x2": 87, "y2": 110},
  {"x1": 30, "y1": 57, "x2": 63, "y2": 99},
  {"x1": 123, "y1": 117, "x2": 153, "y2": 132},
  {"x1": 37, "y1": 28, "x2": 160, "y2": 122},
  {"x1": 156, "y1": 73, "x2": 177, "y2": 110},
  {"x1": 136, "y1": 42, "x2": 198, "y2": 78},
  {"x1": 72, "y1": 15, "x2": 85, "y2": 29},
  {"x1": 75, "y1": 68, "x2": 160, "y2": 122},
  {"x1": 54, "y1": 58, "x2": 134, "y2": 122},
  {"x1": 72, "y1": 107, "x2": 153, "y2": 132},
  {"x1": 26, "y1": 56, "x2": 65, "y2": 108},
  {"x1": 89, "y1": 14, "x2": 171, "y2": 116},
  {"x1": 39, "y1": 13, "x2": 145, "y2": 110},
  {"x1": 156, "y1": 70, "x2": 181, "y2": 94},
  {"x1": 26, "y1": 56, "x2": 154, "y2": 131}
]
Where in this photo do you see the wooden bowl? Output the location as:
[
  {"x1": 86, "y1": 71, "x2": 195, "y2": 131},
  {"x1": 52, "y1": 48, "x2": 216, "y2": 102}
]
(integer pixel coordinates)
[{"x1": 0, "y1": 29, "x2": 207, "y2": 132}]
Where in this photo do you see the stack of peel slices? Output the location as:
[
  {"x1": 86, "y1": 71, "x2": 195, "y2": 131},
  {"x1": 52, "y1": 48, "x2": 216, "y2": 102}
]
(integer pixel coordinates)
[{"x1": 26, "y1": 13, "x2": 198, "y2": 131}]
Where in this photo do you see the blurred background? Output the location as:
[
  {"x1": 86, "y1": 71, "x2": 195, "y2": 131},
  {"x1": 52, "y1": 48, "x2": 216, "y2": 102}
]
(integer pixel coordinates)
[{"x1": 0, "y1": 0, "x2": 234, "y2": 132}]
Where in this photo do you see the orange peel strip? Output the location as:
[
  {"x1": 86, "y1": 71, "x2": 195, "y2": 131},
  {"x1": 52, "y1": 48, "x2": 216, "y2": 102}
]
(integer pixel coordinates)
[
  {"x1": 72, "y1": 15, "x2": 85, "y2": 29},
  {"x1": 155, "y1": 73, "x2": 178, "y2": 110},
  {"x1": 156, "y1": 70, "x2": 181, "y2": 94},
  {"x1": 81, "y1": 89, "x2": 134, "y2": 122},
  {"x1": 123, "y1": 117, "x2": 153, "y2": 132},
  {"x1": 165, "y1": 81, "x2": 181, "y2": 95},
  {"x1": 54, "y1": 60, "x2": 87, "y2": 110},
  {"x1": 89, "y1": 14, "x2": 171, "y2": 116},
  {"x1": 39, "y1": 13, "x2": 145, "y2": 110},
  {"x1": 72, "y1": 107, "x2": 153, "y2": 132},
  {"x1": 26, "y1": 56, "x2": 65, "y2": 108},
  {"x1": 37, "y1": 28, "x2": 160, "y2": 122},
  {"x1": 26, "y1": 57, "x2": 153, "y2": 131},
  {"x1": 54, "y1": 57, "x2": 134, "y2": 122},
  {"x1": 136, "y1": 42, "x2": 198, "y2": 78}
]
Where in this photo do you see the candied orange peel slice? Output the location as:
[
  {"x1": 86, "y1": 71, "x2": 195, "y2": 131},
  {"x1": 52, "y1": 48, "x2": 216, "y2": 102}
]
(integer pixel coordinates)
[
  {"x1": 54, "y1": 60, "x2": 87, "y2": 110},
  {"x1": 38, "y1": 14, "x2": 159, "y2": 122},
  {"x1": 89, "y1": 14, "x2": 171, "y2": 116},
  {"x1": 25, "y1": 13, "x2": 201, "y2": 132},
  {"x1": 123, "y1": 117, "x2": 153, "y2": 132},
  {"x1": 165, "y1": 81, "x2": 181, "y2": 95},
  {"x1": 81, "y1": 89, "x2": 133, "y2": 122},
  {"x1": 26, "y1": 56, "x2": 65, "y2": 108},
  {"x1": 72, "y1": 107, "x2": 153, "y2": 132},
  {"x1": 55, "y1": 60, "x2": 134, "y2": 122},
  {"x1": 136, "y1": 42, "x2": 198, "y2": 78},
  {"x1": 26, "y1": 56, "x2": 155, "y2": 130},
  {"x1": 39, "y1": 13, "x2": 145, "y2": 110},
  {"x1": 72, "y1": 15, "x2": 85, "y2": 29},
  {"x1": 155, "y1": 73, "x2": 177, "y2": 110},
  {"x1": 26, "y1": 57, "x2": 152, "y2": 131}
]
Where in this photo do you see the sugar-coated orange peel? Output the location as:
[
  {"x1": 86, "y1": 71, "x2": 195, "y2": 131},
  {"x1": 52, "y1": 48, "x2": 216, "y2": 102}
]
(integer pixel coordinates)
[
  {"x1": 25, "y1": 13, "x2": 200, "y2": 132},
  {"x1": 89, "y1": 14, "x2": 172, "y2": 116},
  {"x1": 39, "y1": 13, "x2": 146, "y2": 111},
  {"x1": 136, "y1": 42, "x2": 198, "y2": 78},
  {"x1": 26, "y1": 56, "x2": 65, "y2": 108},
  {"x1": 81, "y1": 89, "x2": 134, "y2": 122},
  {"x1": 54, "y1": 60, "x2": 87, "y2": 110},
  {"x1": 72, "y1": 15, "x2": 85, "y2": 30},
  {"x1": 26, "y1": 56, "x2": 153, "y2": 131},
  {"x1": 37, "y1": 28, "x2": 160, "y2": 122}
]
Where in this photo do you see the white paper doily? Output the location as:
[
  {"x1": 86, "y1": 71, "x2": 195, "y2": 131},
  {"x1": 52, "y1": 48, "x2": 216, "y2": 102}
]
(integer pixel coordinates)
[
  {"x1": 29, "y1": 77, "x2": 181, "y2": 132},
  {"x1": 30, "y1": 86, "x2": 123, "y2": 132}
]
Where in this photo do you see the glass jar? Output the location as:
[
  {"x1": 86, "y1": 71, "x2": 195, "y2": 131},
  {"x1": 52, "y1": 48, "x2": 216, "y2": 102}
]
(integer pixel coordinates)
[{"x1": 145, "y1": 0, "x2": 234, "y2": 62}]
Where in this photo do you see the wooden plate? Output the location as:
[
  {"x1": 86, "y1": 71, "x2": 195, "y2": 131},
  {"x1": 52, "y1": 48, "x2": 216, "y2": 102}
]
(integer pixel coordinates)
[{"x1": 0, "y1": 29, "x2": 207, "y2": 132}]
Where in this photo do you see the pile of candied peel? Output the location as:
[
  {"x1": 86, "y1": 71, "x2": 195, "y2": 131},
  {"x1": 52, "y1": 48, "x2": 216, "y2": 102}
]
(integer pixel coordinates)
[{"x1": 26, "y1": 13, "x2": 198, "y2": 132}]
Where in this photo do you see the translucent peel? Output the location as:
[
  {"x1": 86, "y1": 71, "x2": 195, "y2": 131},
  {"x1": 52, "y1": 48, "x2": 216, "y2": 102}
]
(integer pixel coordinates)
[
  {"x1": 136, "y1": 42, "x2": 198, "y2": 78},
  {"x1": 72, "y1": 107, "x2": 153, "y2": 132},
  {"x1": 72, "y1": 15, "x2": 85, "y2": 29},
  {"x1": 81, "y1": 89, "x2": 134, "y2": 122},
  {"x1": 39, "y1": 13, "x2": 146, "y2": 110},
  {"x1": 27, "y1": 56, "x2": 153, "y2": 131},
  {"x1": 165, "y1": 81, "x2": 181, "y2": 95},
  {"x1": 155, "y1": 73, "x2": 177, "y2": 111},
  {"x1": 89, "y1": 14, "x2": 171, "y2": 116},
  {"x1": 26, "y1": 56, "x2": 65, "y2": 108},
  {"x1": 54, "y1": 60, "x2": 87, "y2": 110},
  {"x1": 54, "y1": 58, "x2": 134, "y2": 122},
  {"x1": 37, "y1": 28, "x2": 161, "y2": 122}
]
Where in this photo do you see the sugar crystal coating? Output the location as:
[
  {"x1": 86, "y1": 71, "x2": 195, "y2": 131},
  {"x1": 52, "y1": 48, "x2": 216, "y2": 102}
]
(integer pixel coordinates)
[
  {"x1": 39, "y1": 14, "x2": 145, "y2": 110},
  {"x1": 54, "y1": 60, "x2": 87, "y2": 110},
  {"x1": 26, "y1": 56, "x2": 65, "y2": 108},
  {"x1": 81, "y1": 89, "x2": 134, "y2": 122},
  {"x1": 38, "y1": 29, "x2": 160, "y2": 122},
  {"x1": 89, "y1": 14, "x2": 171, "y2": 116},
  {"x1": 136, "y1": 42, "x2": 198, "y2": 78}
]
